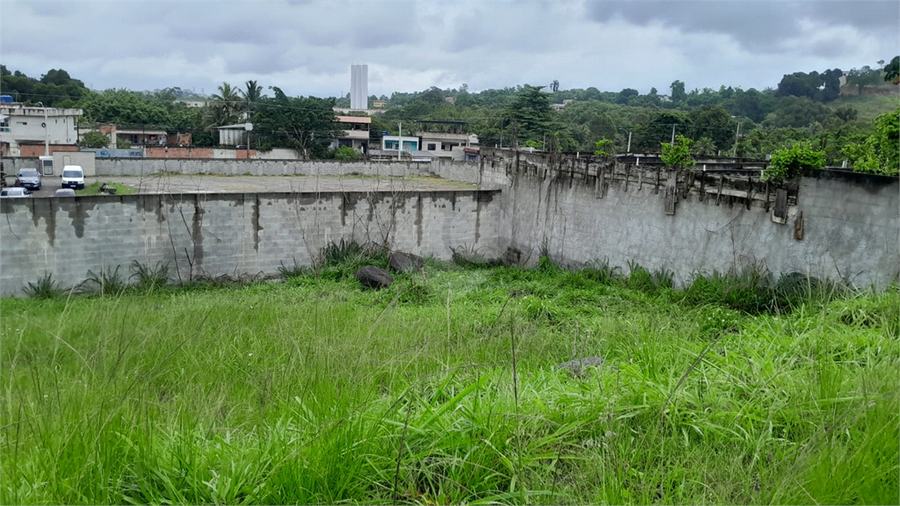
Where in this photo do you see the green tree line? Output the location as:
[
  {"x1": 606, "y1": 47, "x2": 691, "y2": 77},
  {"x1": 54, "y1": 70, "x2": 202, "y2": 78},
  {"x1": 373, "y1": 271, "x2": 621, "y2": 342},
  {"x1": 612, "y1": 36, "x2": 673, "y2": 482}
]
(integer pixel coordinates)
[{"x1": 2, "y1": 59, "x2": 896, "y2": 172}]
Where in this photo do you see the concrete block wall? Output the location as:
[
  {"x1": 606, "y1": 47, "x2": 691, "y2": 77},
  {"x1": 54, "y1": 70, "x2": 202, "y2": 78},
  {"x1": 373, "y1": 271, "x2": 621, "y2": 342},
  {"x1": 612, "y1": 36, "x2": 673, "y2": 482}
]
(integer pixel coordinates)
[
  {"x1": 493, "y1": 162, "x2": 899, "y2": 288},
  {"x1": 89, "y1": 158, "x2": 441, "y2": 178},
  {"x1": 0, "y1": 190, "x2": 501, "y2": 296}
]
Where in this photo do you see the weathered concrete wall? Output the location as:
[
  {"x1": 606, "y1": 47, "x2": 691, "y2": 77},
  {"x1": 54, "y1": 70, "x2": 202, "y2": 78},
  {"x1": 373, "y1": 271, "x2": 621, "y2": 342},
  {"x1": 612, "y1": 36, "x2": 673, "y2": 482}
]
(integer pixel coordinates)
[
  {"x1": 3, "y1": 156, "x2": 491, "y2": 185},
  {"x1": 90, "y1": 158, "x2": 442, "y2": 178},
  {"x1": 0, "y1": 190, "x2": 501, "y2": 296},
  {"x1": 482, "y1": 149, "x2": 899, "y2": 288}
]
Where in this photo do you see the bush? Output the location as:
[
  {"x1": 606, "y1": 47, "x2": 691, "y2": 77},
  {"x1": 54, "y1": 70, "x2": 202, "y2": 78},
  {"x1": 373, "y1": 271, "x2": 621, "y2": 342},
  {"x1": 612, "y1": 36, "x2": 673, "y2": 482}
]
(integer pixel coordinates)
[
  {"x1": 278, "y1": 258, "x2": 310, "y2": 279},
  {"x1": 130, "y1": 260, "x2": 169, "y2": 290},
  {"x1": 333, "y1": 146, "x2": 361, "y2": 161},
  {"x1": 762, "y1": 144, "x2": 825, "y2": 182},
  {"x1": 23, "y1": 272, "x2": 65, "y2": 299},
  {"x1": 79, "y1": 266, "x2": 127, "y2": 296},
  {"x1": 450, "y1": 245, "x2": 502, "y2": 269}
]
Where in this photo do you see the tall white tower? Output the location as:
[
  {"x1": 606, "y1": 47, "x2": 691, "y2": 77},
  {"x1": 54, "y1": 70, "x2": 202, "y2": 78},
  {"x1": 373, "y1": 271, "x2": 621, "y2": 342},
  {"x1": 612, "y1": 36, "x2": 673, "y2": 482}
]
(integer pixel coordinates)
[{"x1": 350, "y1": 64, "x2": 368, "y2": 110}]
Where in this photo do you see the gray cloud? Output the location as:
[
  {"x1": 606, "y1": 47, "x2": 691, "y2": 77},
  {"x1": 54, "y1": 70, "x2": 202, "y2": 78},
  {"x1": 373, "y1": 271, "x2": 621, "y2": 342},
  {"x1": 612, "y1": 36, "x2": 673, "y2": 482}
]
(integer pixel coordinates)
[
  {"x1": 584, "y1": 0, "x2": 897, "y2": 53},
  {"x1": 2, "y1": 0, "x2": 896, "y2": 99}
]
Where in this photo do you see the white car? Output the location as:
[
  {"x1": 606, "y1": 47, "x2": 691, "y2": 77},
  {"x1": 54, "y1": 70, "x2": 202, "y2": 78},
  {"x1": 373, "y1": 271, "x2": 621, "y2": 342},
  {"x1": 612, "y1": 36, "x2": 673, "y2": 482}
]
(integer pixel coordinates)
[
  {"x1": 1, "y1": 187, "x2": 32, "y2": 198},
  {"x1": 61, "y1": 165, "x2": 85, "y2": 190}
]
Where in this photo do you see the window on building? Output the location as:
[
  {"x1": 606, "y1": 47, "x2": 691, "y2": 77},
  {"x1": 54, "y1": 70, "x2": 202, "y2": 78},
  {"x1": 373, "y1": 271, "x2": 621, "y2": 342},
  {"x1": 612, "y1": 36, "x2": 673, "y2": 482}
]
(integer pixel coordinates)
[
  {"x1": 16, "y1": 121, "x2": 27, "y2": 125},
  {"x1": 427, "y1": 143, "x2": 437, "y2": 151}
]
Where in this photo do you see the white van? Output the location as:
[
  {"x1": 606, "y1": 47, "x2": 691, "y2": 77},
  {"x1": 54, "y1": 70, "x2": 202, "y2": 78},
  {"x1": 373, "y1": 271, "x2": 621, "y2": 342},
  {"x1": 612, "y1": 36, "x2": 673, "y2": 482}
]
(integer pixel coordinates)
[{"x1": 61, "y1": 165, "x2": 85, "y2": 190}]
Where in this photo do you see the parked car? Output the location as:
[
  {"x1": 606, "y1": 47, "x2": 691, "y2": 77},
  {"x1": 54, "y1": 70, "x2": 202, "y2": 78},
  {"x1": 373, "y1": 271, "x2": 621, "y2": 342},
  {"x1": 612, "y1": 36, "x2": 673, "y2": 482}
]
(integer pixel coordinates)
[
  {"x1": 1, "y1": 187, "x2": 32, "y2": 198},
  {"x1": 15, "y1": 168, "x2": 41, "y2": 191},
  {"x1": 61, "y1": 165, "x2": 85, "y2": 190},
  {"x1": 54, "y1": 189, "x2": 76, "y2": 197}
]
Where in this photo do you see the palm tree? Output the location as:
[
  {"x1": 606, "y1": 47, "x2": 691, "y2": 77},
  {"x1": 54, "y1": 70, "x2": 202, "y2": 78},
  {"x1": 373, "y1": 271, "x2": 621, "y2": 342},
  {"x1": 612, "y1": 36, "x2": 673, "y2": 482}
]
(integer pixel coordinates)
[
  {"x1": 692, "y1": 137, "x2": 716, "y2": 157},
  {"x1": 241, "y1": 80, "x2": 263, "y2": 115},
  {"x1": 204, "y1": 82, "x2": 241, "y2": 127},
  {"x1": 210, "y1": 82, "x2": 240, "y2": 116}
]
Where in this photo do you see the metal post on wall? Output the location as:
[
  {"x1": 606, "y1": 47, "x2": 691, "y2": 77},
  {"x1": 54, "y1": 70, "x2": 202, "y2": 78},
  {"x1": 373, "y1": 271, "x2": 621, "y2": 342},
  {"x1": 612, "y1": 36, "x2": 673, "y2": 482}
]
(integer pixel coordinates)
[{"x1": 36, "y1": 101, "x2": 49, "y2": 156}]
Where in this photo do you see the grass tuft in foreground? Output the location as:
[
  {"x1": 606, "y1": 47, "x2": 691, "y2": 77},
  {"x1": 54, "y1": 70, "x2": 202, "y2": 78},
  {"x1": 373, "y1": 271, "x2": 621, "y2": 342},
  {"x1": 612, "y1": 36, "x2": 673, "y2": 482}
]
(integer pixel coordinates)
[{"x1": 2, "y1": 262, "x2": 897, "y2": 504}]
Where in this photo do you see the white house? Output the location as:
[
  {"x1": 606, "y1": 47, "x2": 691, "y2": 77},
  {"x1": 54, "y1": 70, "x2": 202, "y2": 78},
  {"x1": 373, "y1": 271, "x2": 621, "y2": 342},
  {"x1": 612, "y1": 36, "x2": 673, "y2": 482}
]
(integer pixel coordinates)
[
  {"x1": 333, "y1": 115, "x2": 371, "y2": 152},
  {"x1": 0, "y1": 103, "x2": 82, "y2": 157}
]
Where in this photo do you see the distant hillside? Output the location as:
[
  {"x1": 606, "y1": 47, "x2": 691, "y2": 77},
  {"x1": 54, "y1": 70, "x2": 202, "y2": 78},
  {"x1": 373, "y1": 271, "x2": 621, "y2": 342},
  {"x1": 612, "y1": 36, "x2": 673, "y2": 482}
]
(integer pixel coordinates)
[{"x1": 829, "y1": 93, "x2": 899, "y2": 121}]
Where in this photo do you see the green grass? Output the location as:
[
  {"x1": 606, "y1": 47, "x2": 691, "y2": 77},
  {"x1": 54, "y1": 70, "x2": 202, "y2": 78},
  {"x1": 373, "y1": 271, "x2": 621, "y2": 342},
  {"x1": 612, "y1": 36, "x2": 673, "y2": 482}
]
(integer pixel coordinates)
[
  {"x1": 77, "y1": 181, "x2": 137, "y2": 196},
  {"x1": 830, "y1": 93, "x2": 900, "y2": 121},
  {"x1": 1, "y1": 262, "x2": 897, "y2": 505}
]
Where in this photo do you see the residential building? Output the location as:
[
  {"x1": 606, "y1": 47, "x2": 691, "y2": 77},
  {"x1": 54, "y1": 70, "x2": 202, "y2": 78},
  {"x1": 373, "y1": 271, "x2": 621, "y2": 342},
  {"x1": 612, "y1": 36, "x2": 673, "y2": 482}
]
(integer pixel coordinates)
[
  {"x1": 382, "y1": 135, "x2": 419, "y2": 152},
  {"x1": 0, "y1": 103, "x2": 82, "y2": 157},
  {"x1": 415, "y1": 120, "x2": 479, "y2": 161},
  {"x1": 78, "y1": 125, "x2": 192, "y2": 148},
  {"x1": 333, "y1": 115, "x2": 371, "y2": 152}
]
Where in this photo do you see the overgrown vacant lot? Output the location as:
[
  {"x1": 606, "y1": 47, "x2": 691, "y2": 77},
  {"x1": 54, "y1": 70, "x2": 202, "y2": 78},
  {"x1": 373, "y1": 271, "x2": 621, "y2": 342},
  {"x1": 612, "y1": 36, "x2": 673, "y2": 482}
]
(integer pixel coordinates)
[{"x1": 1, "y1": 257, "x2": 897, "y2": 505}]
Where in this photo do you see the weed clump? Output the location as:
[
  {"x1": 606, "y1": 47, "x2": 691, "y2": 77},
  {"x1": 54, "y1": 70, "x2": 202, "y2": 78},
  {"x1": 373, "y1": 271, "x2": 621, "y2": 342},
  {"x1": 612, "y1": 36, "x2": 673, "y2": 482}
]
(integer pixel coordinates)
[
  {"x1": 23, "y1": 272, "x2": 65, "y2": 299},
  {"x1": 450, "y1": 245, "x2": 503, "y2": 269},
  {"x1": 130, "y1": 260, "x2": 169, "y2": 290},
  {"x1": 78, "y1": 266, "x2": 127, "y2": 296},
  {"x1": 317, "y1": 239, "x2": 388, "y2": 280}
]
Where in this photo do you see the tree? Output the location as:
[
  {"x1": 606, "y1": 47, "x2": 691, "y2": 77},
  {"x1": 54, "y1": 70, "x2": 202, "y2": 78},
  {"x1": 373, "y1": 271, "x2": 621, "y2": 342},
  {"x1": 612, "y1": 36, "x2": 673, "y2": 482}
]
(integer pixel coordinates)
[
  {"x1": 78, "y1": 89, "x2": 171, "y2": 126},
  {"x1": 776, "y1": 69, "x2": 841, "y2": 102},
  {"x1": 688, "y1": 105, "x2": 736, "y2": 152},
  {"x1": 333, "y1": 146, "x2": 360, "y2": 160},
  {"x1": 884, "y1": 56, "x2": 900, "y2": 85},
  {"x1": 241, "y1": 80, "x2": 264, "y2": 109},
  {"x1": 550, "y1": 80, "x2": 559, "y2": 93},
  {"x1": 846, "y1": 66, "x2": 881, "y2": 95},
  {"x1": 252, "y1": 86, "x2": 342, "y2": 158},
  {"x1": 660, "y1": 135, "x2": 694, "y2": 171},
  {"x1": 502, "y1": 84, "x2": 554, "y2": 146},
  {"x1": 593, "y1": 138, "x2": 615, "y2": 158},
  {"x1": 763, "y1": 96, "x2": 833, "y2": 129},
  {"x1": 670, "y1": 80, "x2": 686, "y2": 102},
  {"x1": 842, "y1": 108, "x2": 899, "y2": 175},
  {"x1": 206, "y1": 82, "x2": 241, "y2": 127},
  {"x1": 762, "y1": 144, "x2": 826, "y2": 182},
  {"x1": 692, "y1": 137, "x2": 716, "y2": 157},
  {"x1": 80, "y1": 130, "x2": 110, "y2": 148},
  {"x1": 1, "y1": 65, "x2": 88, "y2": 107},
  {"x1": 633, "y1": 110, "x2": 691, "y2": 152},
  {"x1": 776, "y1": 71, "x2": 820, "y2": 100},
  {"x1": 617, "y1": 88, "x2": 638, "y2": 104}
]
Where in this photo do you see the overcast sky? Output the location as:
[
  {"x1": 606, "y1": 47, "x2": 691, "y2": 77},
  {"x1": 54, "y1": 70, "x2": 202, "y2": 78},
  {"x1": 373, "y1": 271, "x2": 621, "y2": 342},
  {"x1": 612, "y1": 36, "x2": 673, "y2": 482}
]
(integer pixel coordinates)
[{"x1": 2, "y1": 0, "x2": 897, "y2": 98}]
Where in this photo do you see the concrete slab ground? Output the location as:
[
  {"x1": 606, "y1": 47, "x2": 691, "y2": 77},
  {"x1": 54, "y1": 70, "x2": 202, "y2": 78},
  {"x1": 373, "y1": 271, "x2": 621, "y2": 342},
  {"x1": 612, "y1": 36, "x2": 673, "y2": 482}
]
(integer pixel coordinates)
[{"x1": 3, "y1": 174, "x2": 475, "y2": 195}]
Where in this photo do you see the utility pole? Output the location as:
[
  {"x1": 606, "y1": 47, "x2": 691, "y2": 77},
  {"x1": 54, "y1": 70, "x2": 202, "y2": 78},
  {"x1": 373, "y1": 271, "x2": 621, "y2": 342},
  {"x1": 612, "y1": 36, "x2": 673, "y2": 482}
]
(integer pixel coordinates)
[
  {"x1": 36, "y1": 102, "x2": 49, "y2": 156},
  {"x1": 670, "y1": 124, "x2": 676, "y2": 146},
  {"x1": 398, "y1": 121, "x2": 402, "y2": 161},
  {"x1": 733, "y1": 122, "x2": 741, "y2": 157},
  {"x1": 626, "y1": 131, "x2": 632, "y2": 153}
]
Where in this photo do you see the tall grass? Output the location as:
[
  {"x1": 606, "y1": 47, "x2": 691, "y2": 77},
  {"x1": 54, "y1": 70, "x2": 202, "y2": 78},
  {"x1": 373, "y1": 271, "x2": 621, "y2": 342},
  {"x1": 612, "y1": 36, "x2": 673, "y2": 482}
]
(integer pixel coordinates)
[{"x1": 1, "y1": 264, "x2": 897, "y2": 504}]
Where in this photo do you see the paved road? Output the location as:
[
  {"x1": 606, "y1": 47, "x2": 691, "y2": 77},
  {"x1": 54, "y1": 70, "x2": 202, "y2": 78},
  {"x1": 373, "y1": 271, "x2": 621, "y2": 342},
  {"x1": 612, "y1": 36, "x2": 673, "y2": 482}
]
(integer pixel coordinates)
[{"x1": 3, "y1": 173, "x2": 475, "y2": 195}]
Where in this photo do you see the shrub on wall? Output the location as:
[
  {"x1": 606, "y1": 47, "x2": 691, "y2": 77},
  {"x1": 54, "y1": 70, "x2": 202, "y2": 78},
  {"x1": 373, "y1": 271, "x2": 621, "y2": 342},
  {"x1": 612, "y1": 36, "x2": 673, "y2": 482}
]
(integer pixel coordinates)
[
  {"x1": 762, "y1": 143, "x2": 825, "y2": 182},
  {"x1": 660, "y1": 135, "x2": 695, "y2": 171}
]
